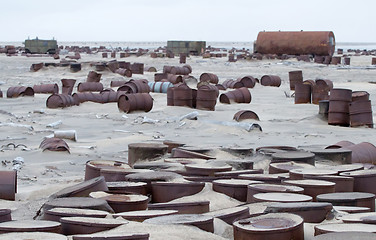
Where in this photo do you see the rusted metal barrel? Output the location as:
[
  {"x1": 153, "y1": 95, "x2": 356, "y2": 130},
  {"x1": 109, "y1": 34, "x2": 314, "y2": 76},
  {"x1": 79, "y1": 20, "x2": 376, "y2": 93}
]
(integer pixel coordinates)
[
  {"x1": 255, "y1": 31, "x2": 335, "y2": 56},
  {"x1": 289, "y1": 71, "x2": 303, "y2": 90},
  {"x1": 86, "y1": 71, "x2": 102, "y2": 82},
  {"x1": 196, "y1": 86, "x2": 217, "y2": 111},
  {"x1": 349, "y1": 100, "x2": 373, "y2": 128},
  {"x1": 352, "y1": 91, "x2": 369, "y2": 102},
  {"x1": 102, "y1": 52, "x2": 108, "y2": 58},
  {"x1": 61, "y1": 79, "x2": 76, "y2": 95},
  {"x1": 233, "y1": 213, "x2": 304, "y2": 240},
  {"x1": 95, "y1": 63, "x2": 106, "y2": 72},
  {"x1": 154, "y1": 73, "x2": 167, "y2": 82},
  {"x1": 73, "y1": 92, "x2": 104, "y2": 104},
  {"x1": 238, "y1": 76, "x2": 257, "y2": 88},
  {"x1": 167, "y1": 87, "x2": 174, "y2": 106},
  {"x1": 167, "y1": 74, "x2": 183, "y2": 84},
  {"x1": 179, "y1": 53, "x2": 186, "y2": 64},
  {"x1": 312, "y1": 79, "x2": 332, "y2": 104},
  {"x1": 107, "y1": 60, "x2": 119, "y2": 73},
  {"x1": 115, "y1": 68, "x2": 132, "y2": 77},
  {"x1": 200, "y1": 73, "x2": 219, "y2": 84},
  {"x1": 372, "y1": 57, "x2": 376, "y2": 65},
  {"x1": 344, "y1": 57, "x2": 350, "y2": 65},
  {"x1": 117, "y1": 93, "x2": 153, "y2": 113},
  {"x1": 111, "y1": 52, "x2": 116, "y2": 58},
  {"x1": 294, "y1": 83, "x2": 311, "y2": 104},
  {"x1": 219, "y1": 87, "x2": 251, "y2": 104},
  {"x1": 6, "y1": 86, "x2": 34, "y2": 98},
  {"x1": 118, "y1": 79, "x2": 150, "y2": 94},
  {"x1": 70, "y1": 63, "x2": 82, "y2": 72},
  {"x1": 0, "y1": 171, "x2": 17, "y2": 201},
  {"x1": 33, "y1": 84, "x2": 59, "y2": 94},
  {"x1": 30, "y1": 62, "x2": 44, "y2": 72},
  {"x1": 260, "y1": 75, "x2": 281, "y2": 87},
  {"x1": 46, "y1": 94, "x2": 78, "y2": 108},
  {"x1": 228, "y1": 54, "x2": 236, "y2": 62},
  {"x1": 0, "y1": 90, "x2": 3, "y2": 98},
  {"x1": 328, "y1": 88, "x2": 352, "y2": 126},
  {"x1": 148, "y1": 82, "x2": 173, "y2": 93},
  {"x1": 173, "y1": 84, "x2": 193, "y2": 108},
  {"x1": 222, "y1": 79, "x2": 244, "y2": 89},
  {"x1": 163, "y1": 65, "x2": 191, "y2": 75},
  {"x1": 130, "y1": 63, "x2": 144, "y2": 74},
  {"x1": 330, "y1": 56, "x2": 341, "y2": 65},
  {"x1": 77, "y1": 82, "x2": 104, "y2": 92}
]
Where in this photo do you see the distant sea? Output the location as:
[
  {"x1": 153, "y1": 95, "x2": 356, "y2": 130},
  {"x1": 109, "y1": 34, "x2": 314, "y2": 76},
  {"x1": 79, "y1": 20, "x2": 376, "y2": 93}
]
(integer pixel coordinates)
[{"x1": 1, "y1": 41, "x2": 376, "y2": 51}]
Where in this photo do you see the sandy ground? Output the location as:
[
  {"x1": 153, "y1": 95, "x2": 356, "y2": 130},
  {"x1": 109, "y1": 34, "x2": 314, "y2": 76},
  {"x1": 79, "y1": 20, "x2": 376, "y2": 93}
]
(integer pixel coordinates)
[{"x1": 0, "y1": 51, "x2": 375, "y2": 239}]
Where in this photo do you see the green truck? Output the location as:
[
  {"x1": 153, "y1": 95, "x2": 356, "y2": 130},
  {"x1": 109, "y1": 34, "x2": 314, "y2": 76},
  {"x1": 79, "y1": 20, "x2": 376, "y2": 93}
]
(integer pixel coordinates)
[
  {"x1": 24, "y1": 38, "x2": 58, "y2": 54},
  {"x1": 167, "y1": 40, "x2": 206, "y2": 56}
]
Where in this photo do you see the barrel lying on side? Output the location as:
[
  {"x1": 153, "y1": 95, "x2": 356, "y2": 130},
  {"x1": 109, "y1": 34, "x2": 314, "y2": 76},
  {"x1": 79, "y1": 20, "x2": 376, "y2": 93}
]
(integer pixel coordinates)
[
  {"x1": 118, "y1": 93, "x2": 153, "y2": 113},
  {"x1": 260, "y1": 75, "x2": 281, "y2": 87},
  {"x1": 77, "y1": 82, "x2": 104, "y2": 92},
  {"x1": 219, "y1": 87, "x2": 251, "y2": 104},
  {"x1": 7, "y1": 86, "x2": 34, "y2": 98},
  {"x1": 46, "y1": 94, "x2": 78, "y2": 108},
  {"x1": 33, "y1": 84, "x2": 59, "y2": 94}
]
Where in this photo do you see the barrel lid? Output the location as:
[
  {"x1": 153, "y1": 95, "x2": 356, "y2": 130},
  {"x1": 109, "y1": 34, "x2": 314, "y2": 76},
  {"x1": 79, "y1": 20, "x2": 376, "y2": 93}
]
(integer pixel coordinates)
[
  {"x1": 44, "y1": 197, "x2": 113, "y2": 213},
  {"x1": 333, "y1": 206, "x2": 370, "y2": 213},
  {"x1": 144, "y1": 214, "x2": 213, "y2": 225},
  {"x1": 284, "y1": 179, "x2": 336, "y2": 187},
  {"x1": 60, "y1": 217, "x2": 127, "y2": 227},
  {"x1": 248, "y1": 184, "x2": 304, "y2": 193},
  {"x1": 0, "y1": 220, "x2": 61, "y2": 231},
  {"x1": 107, "y1": 182, "x2": 147, "y2": 188},
  {"x1": 340, "y1": 212, "x2": 376, "y2": 223},
  {"x1": 253, "y1": 192, "x2": 312, "y2": 202},
  {"x1": 317, "y1": 192, "x2": 375, "y2": 202},
  {"x1": 289, "y1": 168, "x2": 338, "y2": 176},
  {"x1": 312, "y1": 232, "x2": 376, "y2": 240},
  {"x1": 149, "y1": 201, "x2": 210, "y2": 208},
  {"x1": 234, "y1": 213, "x2": 303, "y2": 232},
  {"x1": 86, "y1": 160, "x2": 130, "y2": 170},
  {"x1": 52, "y1": 176, "x2": 107, "y2": 198},
  {"x1": 213, "y1": 179, "x2": 262, "y2": 187},
  {"x1": 0, "y1": 232, "x2": 67, "y2": 240},
  {"x1": 46, "y1": 208, "x2": 109, "y2": 217},
  {"x1": 215, "y1": 169, "x2": 263, "y2": 176},
  {"x1": 265, "y1": 202, "x2": 332, "y2": 212},
  {"x1": 272, "y1": 151, "x2": 315, "y2": 160},
  {"x1": 204, "y1": 206, "x2": 249, "y2": 218},
  {"x1": 113, "y1": 209, "x2": 178, "y2": 218},
  {"x1": 340, "y1": 169, "x2": 376, "y2": 177},
  {"x1": 89, "y1": 192, "x2": 148, "y2": 203},
  {"x1": 321, "y1": 164, "x2": 363, "y2": 173},
  {"x1": 72, "y1": 232, "x2": 150, "y2": 240},
  {"x1": 314, "y1": 223, "x2": 376, "y2": 233}
]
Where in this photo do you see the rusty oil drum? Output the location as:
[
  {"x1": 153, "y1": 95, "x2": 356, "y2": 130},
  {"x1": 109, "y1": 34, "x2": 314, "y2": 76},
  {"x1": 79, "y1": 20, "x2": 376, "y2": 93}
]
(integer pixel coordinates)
[
  {"x1": 349, "y1": 100, "x2": 373, "y2": 128},
  {"x1": 200, "y1": 73, "x2": 219, "y2": 84},
  {"x1": 196, "y1": 86, "x2": 217, "y2": 111},
  {"x1": 260, "y1": 75, "x2": 281, "y2": 87},
  {"x1": 6, "y1": 86, "x2": 34, "y2": 98},
  {"x1": 33, "y1": 84, "x2": 59, "y2": 94},
  {"x1": 328, "y1": 88, "x2": 352, "y2": 126},
  {"x1": 46, "y1": 94, "x2": 78, "y2": 108},
  {"x1": 294, "y1": 83, "x2": 311, "y2": 104},
  {"x1": 77, "y1": 82, "x2": 104, "y2": 92},
  {"x1": 289, "y1": 71, "x2": 303, "y2": 90},
  {"x1": 219, "y1": 87, "x2": 251, "y2": 104},
  {"x1": 238, "y1": 76, "x2": 257, "y2": 88},
  {"x1": 117, "y1": 93, "x2": 153, "y2": 113},
  {"x1": 312, "y1": 79, "x2": 332, "y2": 104},
  {"x1": 173, "y1": 84, "x2": 193, "y2": 108}
]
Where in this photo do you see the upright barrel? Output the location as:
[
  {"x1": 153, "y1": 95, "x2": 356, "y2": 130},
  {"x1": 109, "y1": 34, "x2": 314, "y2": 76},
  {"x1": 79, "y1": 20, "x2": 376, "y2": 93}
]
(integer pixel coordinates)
[{"x1": 328, "y1": 88, "x2": 352, "y2": 126}]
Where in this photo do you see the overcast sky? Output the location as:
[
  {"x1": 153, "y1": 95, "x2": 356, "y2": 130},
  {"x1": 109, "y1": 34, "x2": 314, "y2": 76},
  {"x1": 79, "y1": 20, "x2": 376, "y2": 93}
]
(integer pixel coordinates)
[{"x1": 1, "y1": 0, "x2": 375, "y2": 42}]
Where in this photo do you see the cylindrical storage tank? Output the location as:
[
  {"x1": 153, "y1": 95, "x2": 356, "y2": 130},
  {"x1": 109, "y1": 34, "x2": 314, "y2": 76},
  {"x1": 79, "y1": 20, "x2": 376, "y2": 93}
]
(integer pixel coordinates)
[
  {"x1": 7, "y1": 86, "x2": 34, "y2": 98},
  {"x1": 294, "y1": 83, "x2": 311, "y2": 104},
  {"x1": 46, "y1": 94, "x2": 78, "y2": 108},
  {"x1": 77, "y1": 82, "x2": 104, "y2": 92},
  {"x1": 349, "y1": 100, "x2": 373, "y2": 128},
  {"x1": 328, "y1": 88, "x2": 352, "y2": 126},
  {"x1": 255, "y1": 31, "x2": 335, "y2": 56},
  {"x1": 233, "y1": 213, "x2": 304, "y2": 240},
  {"x1": 147, "y1": 82, "x2": 173, "y2": 93},
  {"x1": 200, "y1": 73, "x2": 219, "y2": 84},
  {"x1": 117, "y1": 93, "x2": 153, "y2": 113},
  {"x1": 260, "y1": 75, "x2": 281, "y2": 87},
  {"x1": 33, "y1": 84, "x2": 59, "y2": 94},
  {"x1": 289, "y1": 71, "x2": 303, "y2": 90}
]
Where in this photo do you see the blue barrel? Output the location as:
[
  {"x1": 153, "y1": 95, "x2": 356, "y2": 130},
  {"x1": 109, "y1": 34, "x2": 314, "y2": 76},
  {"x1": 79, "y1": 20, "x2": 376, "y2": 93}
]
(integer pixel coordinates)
[{"x1": 148, "y1": 82, "x2": 173, "y2": 93}]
